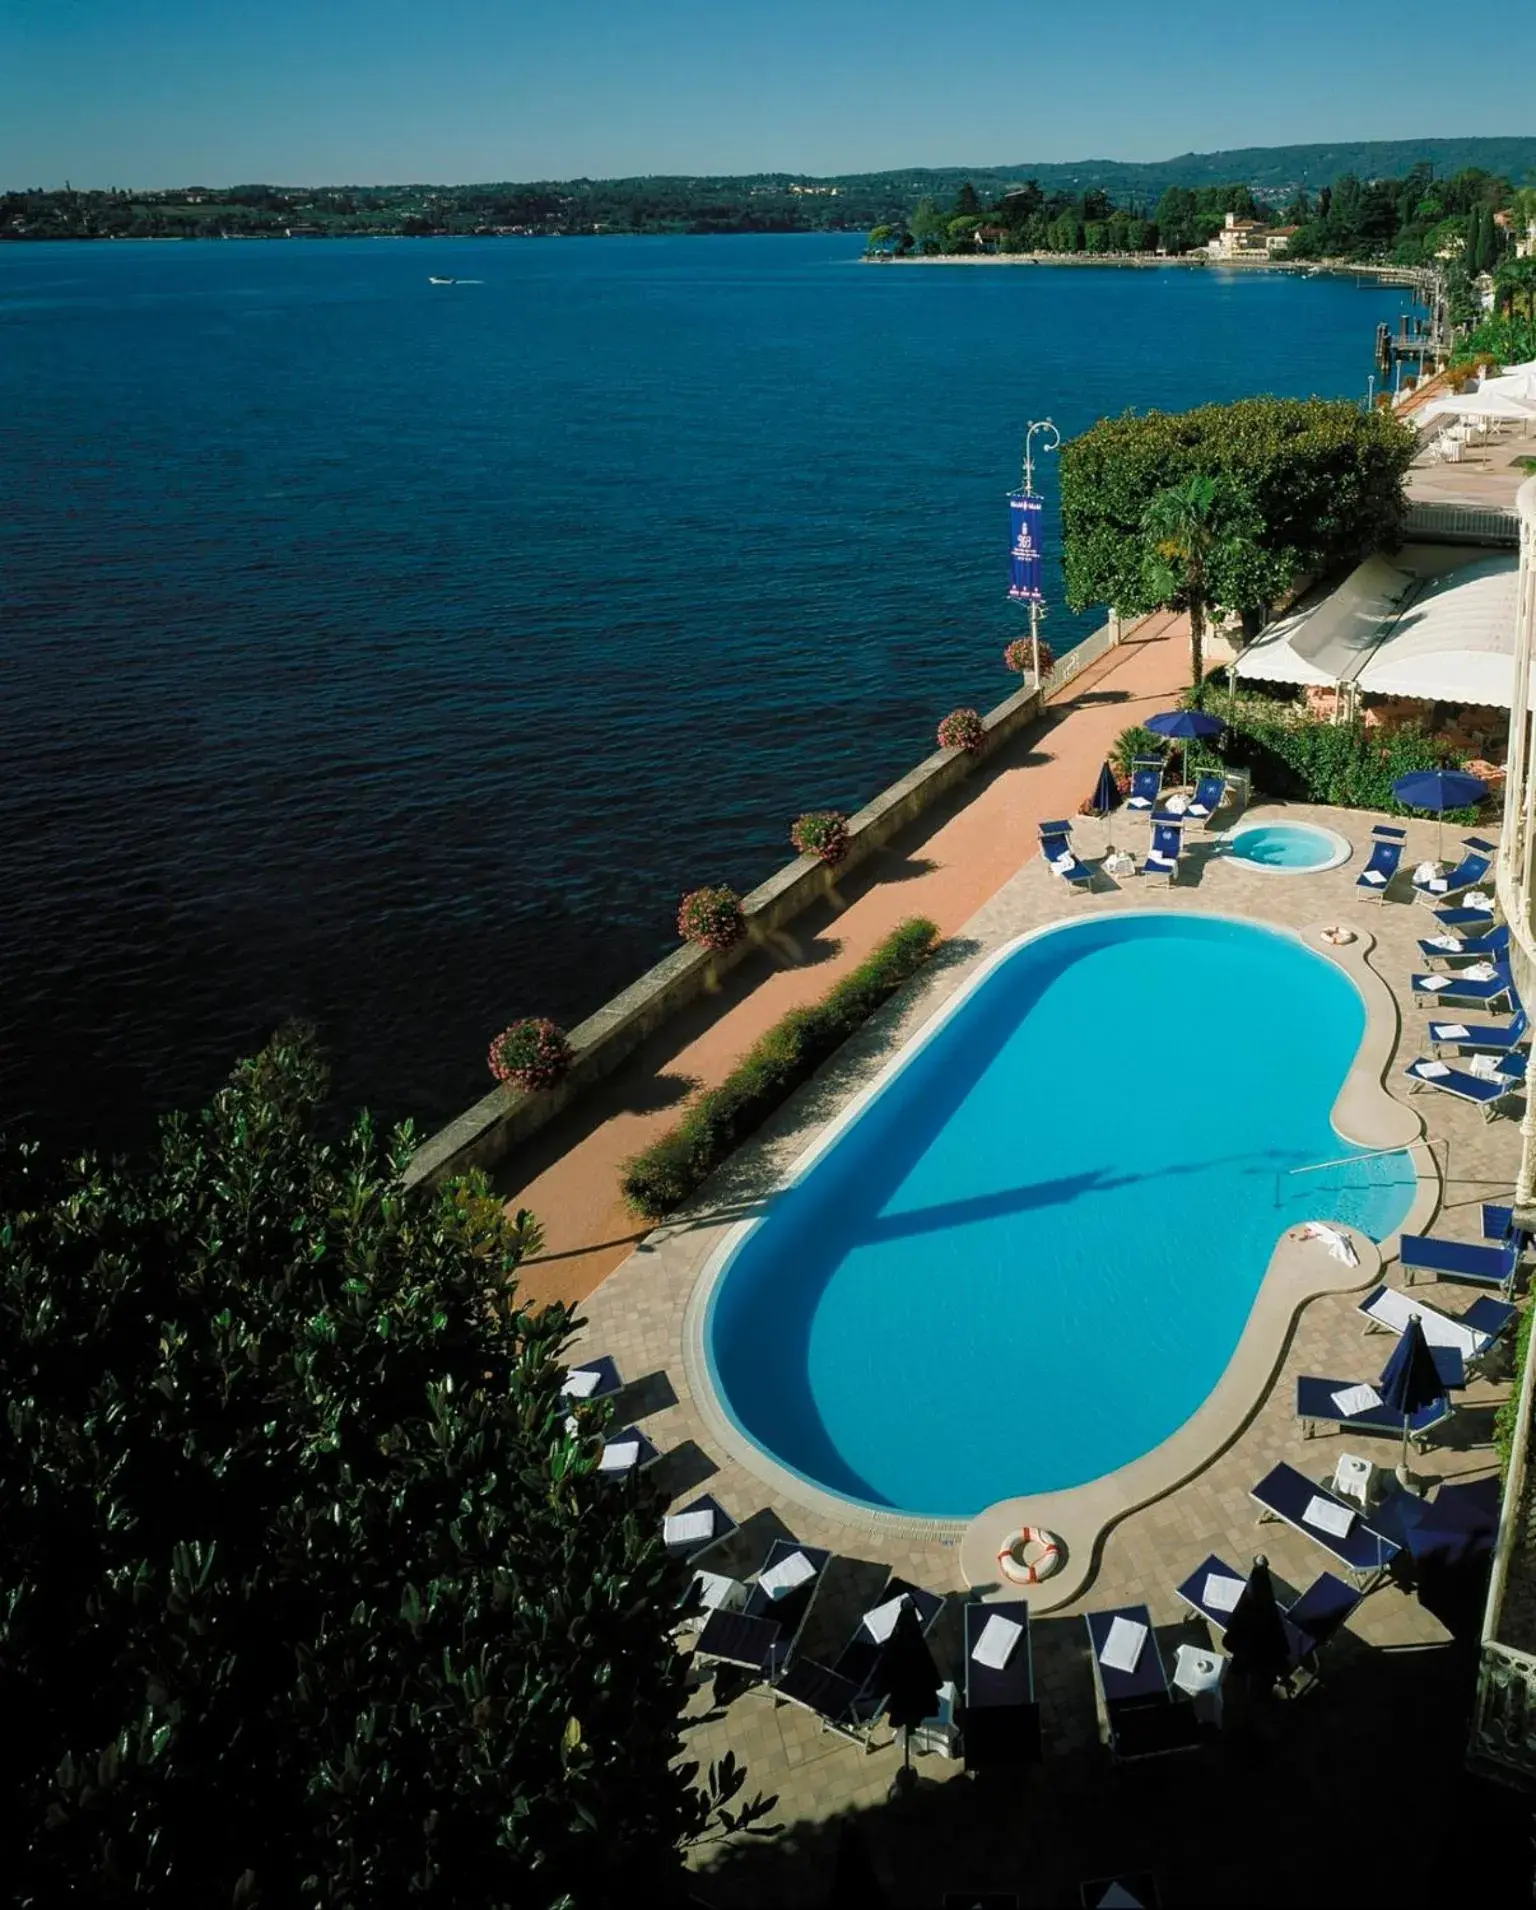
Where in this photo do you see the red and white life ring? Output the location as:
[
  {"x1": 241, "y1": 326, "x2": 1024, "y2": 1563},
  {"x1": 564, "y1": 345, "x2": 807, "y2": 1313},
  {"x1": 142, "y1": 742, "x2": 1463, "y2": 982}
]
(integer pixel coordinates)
[
  {"x1": 1319, "y1": 925, "x2": 1356, "y2": 947},
  {"x1": 997, "y1": 1526, "x2": 1063, "y2": 1586}
]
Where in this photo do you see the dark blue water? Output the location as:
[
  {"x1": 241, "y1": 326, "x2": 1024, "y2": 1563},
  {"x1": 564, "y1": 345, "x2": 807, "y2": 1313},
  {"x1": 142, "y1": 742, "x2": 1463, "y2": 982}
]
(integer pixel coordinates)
[{"x1": 0, "y1": 235, "x2": 1406, "y2": 1154}]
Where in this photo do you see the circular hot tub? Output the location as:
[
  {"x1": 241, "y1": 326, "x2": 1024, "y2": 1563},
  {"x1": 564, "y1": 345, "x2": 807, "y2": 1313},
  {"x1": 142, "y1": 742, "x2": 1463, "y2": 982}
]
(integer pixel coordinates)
[{"x1": 1222, "y1": 821, "x2": 1351, "y2": 874}]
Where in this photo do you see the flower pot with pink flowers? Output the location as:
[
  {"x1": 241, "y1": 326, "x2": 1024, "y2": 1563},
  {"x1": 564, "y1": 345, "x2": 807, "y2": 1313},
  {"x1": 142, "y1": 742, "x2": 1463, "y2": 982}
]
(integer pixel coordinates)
[
  {"x1": 488, "y1": 1018, "x2": 574, "y2": 1092},
  {"x1": 790, "y1": 810, "x2": 850, "y2": 865},
  {"x1": 1004, "y1": 636, "x2": 1055, "y2": 679},
  {"x1": 937, "y1": 707, "x2": 986, "y2": 754},
  {"x1": 677, "y1": 885, "x2": 747, "y2": 952}
]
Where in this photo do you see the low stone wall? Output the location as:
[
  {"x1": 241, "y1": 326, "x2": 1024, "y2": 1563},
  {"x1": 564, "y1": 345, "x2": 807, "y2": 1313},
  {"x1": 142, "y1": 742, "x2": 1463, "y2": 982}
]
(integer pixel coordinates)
[{"x1": 403, "y1": 618, "x2": 1125, "y2": 1188}]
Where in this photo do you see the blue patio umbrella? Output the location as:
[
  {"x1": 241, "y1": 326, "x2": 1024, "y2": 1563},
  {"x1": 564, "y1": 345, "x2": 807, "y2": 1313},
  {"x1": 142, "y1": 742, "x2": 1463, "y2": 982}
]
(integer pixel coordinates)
[
  {"x1": 1145, "y1": 708, "x2": 1226, "y2": 786},
  {"x1": 1378, "y1": 1315, "x2": 1447, "y2": 1486},
  {"x1": 1391, "y1": 768, "x2": 1488, "y2": 860},
  {"x1": 1089, "y1": 760, "x2": 1119, "y2": 816}
]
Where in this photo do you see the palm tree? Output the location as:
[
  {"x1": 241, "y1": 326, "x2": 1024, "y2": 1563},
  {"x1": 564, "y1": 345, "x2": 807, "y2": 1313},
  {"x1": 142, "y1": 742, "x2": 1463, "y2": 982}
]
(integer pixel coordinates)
[{"x1": 1140, "y1": 473, "x2": 1261, "y2": 695}]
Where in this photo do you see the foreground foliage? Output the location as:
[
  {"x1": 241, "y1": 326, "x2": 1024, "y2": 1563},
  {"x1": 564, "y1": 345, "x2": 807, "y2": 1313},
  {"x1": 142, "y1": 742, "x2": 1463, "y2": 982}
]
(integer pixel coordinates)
[
  {"x1": 622, "y1": 918, "x2": 939, "y2": 1219},
  {"x1": 1061, "y1": 398, "x2": 1417, "y2": 638},
  {"x1": 1, "y1": 1029, "x2": 769, "y2": 1908}
]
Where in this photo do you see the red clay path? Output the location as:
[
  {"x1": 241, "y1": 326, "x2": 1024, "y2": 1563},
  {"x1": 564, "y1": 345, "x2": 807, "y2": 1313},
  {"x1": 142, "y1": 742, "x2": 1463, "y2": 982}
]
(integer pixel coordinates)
[{"x1": 508, "y1": 613, "x2": 1191, "y2": 1312}]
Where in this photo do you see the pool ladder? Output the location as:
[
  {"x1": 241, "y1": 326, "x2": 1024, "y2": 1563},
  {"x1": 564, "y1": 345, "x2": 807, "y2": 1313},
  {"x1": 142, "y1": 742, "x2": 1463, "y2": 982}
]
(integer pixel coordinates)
[{"x1": 1273, "y1": 1135, "x2": 1443, "y2": 1209}]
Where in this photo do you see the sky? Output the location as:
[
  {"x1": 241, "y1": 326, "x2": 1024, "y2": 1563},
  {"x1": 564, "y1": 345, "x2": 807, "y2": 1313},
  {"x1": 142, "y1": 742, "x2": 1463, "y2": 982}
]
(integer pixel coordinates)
[{"x1": 3, "y1": 0, "x2": 1534, "y2": 189}]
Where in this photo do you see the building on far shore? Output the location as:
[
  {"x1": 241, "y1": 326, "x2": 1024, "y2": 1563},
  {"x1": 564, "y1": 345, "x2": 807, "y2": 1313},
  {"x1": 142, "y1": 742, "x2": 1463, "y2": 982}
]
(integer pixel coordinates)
[{"x1": 1205, "y1": 211, "x2": 1297, "y2": 260}]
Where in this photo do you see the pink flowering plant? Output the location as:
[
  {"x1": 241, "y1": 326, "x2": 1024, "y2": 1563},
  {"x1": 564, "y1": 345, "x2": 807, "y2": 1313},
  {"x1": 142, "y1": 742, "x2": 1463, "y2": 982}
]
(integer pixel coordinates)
[
  {"x1": 790, "y1": 810, "x2": 850, "y2": 864},
  {"x1": 937, "y1": 707, "x2": 986, "y2": 754},
  {"x1": 487, "y1": 1017, "x2": 574, "y2": 1091},
  {"x1": 677, "y1": 885, "x2": 746, "y2": 952},
  {"x1": 1004, "y1": 636, "x2": 1055, "y2": 677}
]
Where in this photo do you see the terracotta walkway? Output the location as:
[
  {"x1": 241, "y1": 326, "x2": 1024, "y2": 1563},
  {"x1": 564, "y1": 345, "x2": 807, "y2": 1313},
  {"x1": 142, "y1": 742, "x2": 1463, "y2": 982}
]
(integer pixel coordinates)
[{"x1": 506, "y1": 613, "x2": 1190, "y2": 1310}]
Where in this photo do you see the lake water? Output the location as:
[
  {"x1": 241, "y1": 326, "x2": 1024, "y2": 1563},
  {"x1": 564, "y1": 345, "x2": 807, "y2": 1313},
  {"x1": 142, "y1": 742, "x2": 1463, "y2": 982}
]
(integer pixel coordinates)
[{"x1": 0, "y1": 235, "x2": 1408, "y2": 1154}]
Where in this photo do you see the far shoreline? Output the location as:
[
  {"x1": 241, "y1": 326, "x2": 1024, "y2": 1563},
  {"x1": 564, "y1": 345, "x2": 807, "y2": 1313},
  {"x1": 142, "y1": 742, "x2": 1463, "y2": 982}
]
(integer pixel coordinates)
[{"x1": 862, "y1": 252, "x2": 1423, "y2": 284}]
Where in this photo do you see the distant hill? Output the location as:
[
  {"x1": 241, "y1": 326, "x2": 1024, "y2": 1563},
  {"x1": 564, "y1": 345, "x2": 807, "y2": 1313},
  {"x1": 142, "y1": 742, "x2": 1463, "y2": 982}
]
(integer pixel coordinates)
[{"x1": 829, "y1": 137, "x2": 1536, "y2": 207}]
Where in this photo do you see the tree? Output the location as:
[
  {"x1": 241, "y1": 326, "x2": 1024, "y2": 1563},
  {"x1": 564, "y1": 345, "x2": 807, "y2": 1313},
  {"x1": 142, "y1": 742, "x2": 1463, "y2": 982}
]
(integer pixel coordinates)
[
  {"x1": 908, "y1": 195, "x2": 946, "y2": 246},
  {"x1": 1140, "y1": 474, "x2": 1265, "y2": 691},
  {"x1": 1, "y1": 1029, "x2": 773, "y2": 1907},
  {"x1": 952, "y1": 181, "x2": 980, "y2": 218}
]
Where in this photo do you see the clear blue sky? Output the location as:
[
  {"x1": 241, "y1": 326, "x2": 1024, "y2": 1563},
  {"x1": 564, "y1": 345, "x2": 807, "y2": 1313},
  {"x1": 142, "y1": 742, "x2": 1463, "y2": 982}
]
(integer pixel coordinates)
[{"x1": 4, "y1": 0, "x2": 1534, "y2": 188}]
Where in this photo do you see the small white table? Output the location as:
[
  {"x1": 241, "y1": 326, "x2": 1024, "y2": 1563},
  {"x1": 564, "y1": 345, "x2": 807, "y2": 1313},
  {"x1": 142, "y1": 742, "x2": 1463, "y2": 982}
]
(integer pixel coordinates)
[
  {"x1": 1332, "y1": 1452, "x2": 1375, "y2": 1510},
  {"x1": 1171, "y1": 1643, "x2": 1226, "y2": 1726}
]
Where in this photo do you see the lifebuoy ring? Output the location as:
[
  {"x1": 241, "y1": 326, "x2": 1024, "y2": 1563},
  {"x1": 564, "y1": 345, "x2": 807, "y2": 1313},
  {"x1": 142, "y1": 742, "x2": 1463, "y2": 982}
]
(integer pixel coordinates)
[
  {"x1": 997, "y1": 1526, "x2": 1063, "y2": 1585},
  {"x1": 1319, "y1": 925, "x2": 1355, "y2": 947}
]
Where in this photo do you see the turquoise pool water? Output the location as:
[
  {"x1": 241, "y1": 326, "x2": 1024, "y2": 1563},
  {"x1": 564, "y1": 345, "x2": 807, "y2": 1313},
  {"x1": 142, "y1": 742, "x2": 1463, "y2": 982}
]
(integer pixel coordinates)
[
  {"x1": 705, "y1": 913, "x2": 1415, "y2": 1518},
  {"x1": 1224, "y1": 822, "x2": 1348, "y2": 872}
]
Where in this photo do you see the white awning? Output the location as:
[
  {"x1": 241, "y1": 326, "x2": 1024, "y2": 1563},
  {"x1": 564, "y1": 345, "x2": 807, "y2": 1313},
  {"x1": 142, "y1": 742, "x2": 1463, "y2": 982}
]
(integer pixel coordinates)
[
  {"x1": 1353, "y1": 554, "x2": 1521, "y2": 705},
  {"x1": 1422, "y1": 390, "x2": 1536, "y2": 420},
  {"x1": 1234, "y1": 556, "x2": 1417, "y2": 689}
]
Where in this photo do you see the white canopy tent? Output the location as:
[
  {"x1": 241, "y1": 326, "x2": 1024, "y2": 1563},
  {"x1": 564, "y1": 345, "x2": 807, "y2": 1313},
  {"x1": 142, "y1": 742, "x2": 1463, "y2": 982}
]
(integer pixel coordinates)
[
  {"x1": 1421, "y1": 389, "x2": 1536, "y2": 421},
  {"x1": 1478, "y1": 370, "x2": 1536, "y2": 403},
  {"x1": 1233, "y1": 551, "x2": 1523, "y2": 709}
]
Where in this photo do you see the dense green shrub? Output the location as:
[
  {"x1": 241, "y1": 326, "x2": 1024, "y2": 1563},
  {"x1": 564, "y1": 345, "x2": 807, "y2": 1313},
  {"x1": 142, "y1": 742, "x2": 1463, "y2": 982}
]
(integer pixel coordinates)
[
  {"x1": 1060, "y1": 397, "x2": 1417, "y2": 620},
  {"x1": 621, "y1": 918, "x2": 940, "y2": 1219},
  {"x1": 1214, "y1": 694, "x2": 1473, "y2": 812},
  {"x1": 1497, "y1": 1302, "x2": 1534, "y2": 1473},
  {"x1": 1110, "y1": 725, "x2": 1167, "y2": 777}
]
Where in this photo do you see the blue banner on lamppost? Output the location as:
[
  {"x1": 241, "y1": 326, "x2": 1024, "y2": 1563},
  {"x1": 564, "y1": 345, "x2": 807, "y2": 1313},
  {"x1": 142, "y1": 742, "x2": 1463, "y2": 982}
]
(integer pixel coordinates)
[{"x1": 1007, "y1": 492, "x2": 1044, "y2": 602}]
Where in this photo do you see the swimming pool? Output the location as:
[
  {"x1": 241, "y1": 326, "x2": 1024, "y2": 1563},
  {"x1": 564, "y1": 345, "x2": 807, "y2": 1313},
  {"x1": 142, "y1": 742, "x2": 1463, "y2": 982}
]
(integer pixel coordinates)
[
  {"x1": 1223, "y1": 821, "x2": 1351, "y2": 873},
  {"x1": 703, "y1": 913, "x2": 1415, "y2": 1520}
]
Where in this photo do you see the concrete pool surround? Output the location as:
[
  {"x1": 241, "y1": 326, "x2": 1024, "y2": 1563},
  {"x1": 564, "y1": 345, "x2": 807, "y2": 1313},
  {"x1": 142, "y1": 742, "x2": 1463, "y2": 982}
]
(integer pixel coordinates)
[{"x1": 680, "y1": 901, "x2": 1438, "y2": 1609}]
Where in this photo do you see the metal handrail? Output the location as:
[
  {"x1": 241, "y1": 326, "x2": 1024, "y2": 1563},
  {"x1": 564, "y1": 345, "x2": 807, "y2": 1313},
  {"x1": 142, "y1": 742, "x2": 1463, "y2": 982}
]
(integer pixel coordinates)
[{"x1": 1273, "y1": 1135, "x2": 1442, "y2": 1208}]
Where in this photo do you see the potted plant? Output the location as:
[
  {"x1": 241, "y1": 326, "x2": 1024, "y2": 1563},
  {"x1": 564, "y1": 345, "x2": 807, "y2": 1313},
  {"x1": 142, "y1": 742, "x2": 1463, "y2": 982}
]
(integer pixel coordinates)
[
  {"x1": 677, "y1": 885, "x2": 746, "y2": 952},
  {"x1": 487, "y1": 1018, "x2": 574, "y2": 1091},
  {"x1": 790, "y1": 810, "x2": 850, "y2": 864},
  {"x1": 937, "y1": 707, "x2": 986, "y2": 754},
  {"x1": 1003, "y1": 635, "x2": 1055, "y2": 678}
]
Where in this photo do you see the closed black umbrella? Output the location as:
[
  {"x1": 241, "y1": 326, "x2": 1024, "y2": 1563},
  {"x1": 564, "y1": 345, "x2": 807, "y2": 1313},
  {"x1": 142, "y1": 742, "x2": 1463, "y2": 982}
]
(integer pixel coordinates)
[
  {"x1": 1223, "y1": 1554, "x2": 1293, "y2": 1689},
  {"x1": 1378, "y1": 1315, "x2": 1446, "y2": 1488},
  {"x1": 1089, "y1": 760, "x2": 1120, "y2": 815},
  {"x1": 882, "y1": 1599, "x2": 941, "y2": 1794}
]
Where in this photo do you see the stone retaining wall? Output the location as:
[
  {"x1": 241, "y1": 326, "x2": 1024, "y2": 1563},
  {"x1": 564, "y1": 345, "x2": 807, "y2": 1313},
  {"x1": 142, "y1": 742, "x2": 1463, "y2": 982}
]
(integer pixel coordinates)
[{"x1": 403, "y1": 617, "x2": 1125, "y2": 1188}]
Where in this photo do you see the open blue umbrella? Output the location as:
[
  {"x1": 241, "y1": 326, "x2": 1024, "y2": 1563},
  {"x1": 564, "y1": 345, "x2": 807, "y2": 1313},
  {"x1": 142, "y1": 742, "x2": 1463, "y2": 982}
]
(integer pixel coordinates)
[
  {"x1": 1378, "y1": 1315, "x2": 1447, "y2": 1487},
  {"x1": 1089, "y1": 760, "x2": 1119, "y2": 816},
  {"x1": 1145, "y1": 708, "x2": 1226, "y2": 788},
  {"x1": 1392, "y1": 768, "x2": 1488, "y2": 860}
]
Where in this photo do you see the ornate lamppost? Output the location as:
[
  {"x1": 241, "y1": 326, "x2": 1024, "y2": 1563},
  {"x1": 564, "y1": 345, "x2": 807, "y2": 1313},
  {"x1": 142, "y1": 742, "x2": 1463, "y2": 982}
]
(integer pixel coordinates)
[{"x1": 1009, "y1": 419, "x2": 1061, "y2": 682}]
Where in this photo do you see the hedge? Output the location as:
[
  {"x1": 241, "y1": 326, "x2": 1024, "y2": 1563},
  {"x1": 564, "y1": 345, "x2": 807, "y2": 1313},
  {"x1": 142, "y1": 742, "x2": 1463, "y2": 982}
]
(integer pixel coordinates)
[
  {"x1": 1496, "y1": 1302, "x2": 1534, "y2": 1475},
  {"x1": 1212, "y1": 694, "x2": 1476, "y2": 814},
  {"x1": 1060, "y1": 396, "x2": 1417, "y2": 620},
  {"x1": 621, "y1": 917, "x2": 940, "y2": 1220}
]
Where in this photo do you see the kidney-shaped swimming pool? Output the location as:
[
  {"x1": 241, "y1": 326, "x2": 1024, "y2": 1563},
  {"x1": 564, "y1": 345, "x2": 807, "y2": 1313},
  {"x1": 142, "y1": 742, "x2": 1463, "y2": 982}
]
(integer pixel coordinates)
[{"x1": 703, "y1": 912, "x2": 1416, "y2": 1519}]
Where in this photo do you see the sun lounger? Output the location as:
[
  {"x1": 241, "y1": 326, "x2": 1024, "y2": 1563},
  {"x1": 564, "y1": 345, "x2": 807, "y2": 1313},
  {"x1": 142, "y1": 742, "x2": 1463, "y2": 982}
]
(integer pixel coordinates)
[
  {"x1": 1144, "y1": 821, "x2": 1182, "y2": 885},
  {"x1": 1250, "y1": 1462, "x2": 1399, "y2": 1585},
  {"x1": 1404, "y1": 1058, "x2": 1517, "y2": 1120},
  {"x1": 1482, "y1": 1202, "x2": 1533, "y2": 1250},
  {"x1": 694, "y1": 1540, "x2": 831, "y2": 1682},
  {"x1": 1356, "y1": 832, "x2": 1404, "y2": 900},
  {"x1": 1413, "y1": 851, "x2": 1491, "y2": 905},
  {"x1": 1079, "y1": 1873, "x2": 1162, "y2": 1910},
  {"x1": 1185, "y1": 772, "x2": 1228, "y2": 827},
  {"x1": 1416, "y1": 924, "x2": 1510, "y2": 965},
  {"x1": 774, "y1": 1573, "x2": 944, "y2": 1741},
  {"x1": 1397, "y1": 1232, "x2": 1521, "y2": 1297},
  {"x1": 1039, "y1": 820, "x2": 1095, "y2": 892},
  {"x1": 1429, "y1": 1006, "x2": 1528, "y2": 1056},
  {"x1": 560, "y1": 1353, "x2": 624, "y2": 1403},
  {"x1": 597, "y1": 1424, "x2": 659, "y2": 1479},
  {"x1": 1124, "y1": 759, "x2": 1163, "y2": 815},
  {"x1": 1084, "y1": 1606, "x2": 1202, "y2": 1761},
  {"x1": 1433, "y1": 899, "x2": 1497, "y2": 930},
  {"x1": 1295, "y1": 1373, "x2": 1456, "y2": 1448},
  {"x1": 1175, "y1": 1555, "x2": 1361, "y2": 1670},
  {"x1": 962, "y1": 1600, "x2": 1041, "y2": 1771},
  {"x1": 662, "y1": 1494, "x2": 737, "y2": 1564},
  {"x1": 1410, "y1": 964, "x2": 1513, "y2": 1010},
  {"x1": 1358, "y1": 1282, "x2": 1517, "y2": 1363},
  {"x1": 1285, "y1": 1571, "x2": 1363, "y2": 1654}
]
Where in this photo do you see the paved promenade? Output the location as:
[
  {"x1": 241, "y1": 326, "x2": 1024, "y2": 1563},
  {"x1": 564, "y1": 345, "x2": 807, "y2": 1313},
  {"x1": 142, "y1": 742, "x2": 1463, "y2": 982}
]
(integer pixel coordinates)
[{"x1": 506, "y1": 612, "x2": 1189, "y2": 1310}]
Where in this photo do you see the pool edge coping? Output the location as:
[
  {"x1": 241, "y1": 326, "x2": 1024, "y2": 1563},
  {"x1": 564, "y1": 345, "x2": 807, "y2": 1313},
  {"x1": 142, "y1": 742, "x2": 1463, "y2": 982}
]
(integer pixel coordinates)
[{"x1": 674, "y1": 907, "x2": 1439, "y2": 1578}]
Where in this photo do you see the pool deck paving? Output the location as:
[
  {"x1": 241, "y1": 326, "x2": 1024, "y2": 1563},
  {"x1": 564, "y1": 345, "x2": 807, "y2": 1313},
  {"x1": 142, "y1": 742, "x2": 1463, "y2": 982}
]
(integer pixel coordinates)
[{"x1": 563, "y1": 801, "x2": 1529, "y2": 1906}]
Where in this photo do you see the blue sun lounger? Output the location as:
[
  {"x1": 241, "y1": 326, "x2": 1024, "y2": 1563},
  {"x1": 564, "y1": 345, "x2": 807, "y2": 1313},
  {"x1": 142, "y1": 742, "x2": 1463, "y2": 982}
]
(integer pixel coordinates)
[
  {"x1": 1483, "y1": 1202, "x2": 1533, "y2": 1250},
  {"x1": 1039, "y1": 820, "x2": 1095, "y2": 892},
  {"x1": 1144, "y1": 821, "x2": 1182, "y2": 885},
  {"x1": 1250, "y1": 1463, "x2": 1400, "y2": 1586},
  {"x1": 1175, "y1": 1553, "x2": 1362, "y2": 1666},
  {"x1": 1413, "y1": 850, "x2": 1491, "y2": 905},
  {"x1": 1358, "y1": 1283, "x2": 1517, "y2": 1368},
  {"x1": 694, "y1": 1540, "x2": 832, "y2": 1682},
  {"x1": 1416, "y1": 923, "x2": 1510, "y2": 965},
  {"x1": 963, "y1": 1600, "x2": 1041, "y2": 1771},
  {"x1": 1185, "y1": 772, "x2": 1228, "y2": 828},
  {"x1": 1398, "y1": 1231, "x2": 1521, "y2": 1296},
  {"x1": 1124, "y1": 759, "x2": 1163, "y2": 816},
  {"x1": 1404, "y1": 1058, "x2": 1518, "y2": 1120},
  {"x1": 1356, "y1": 827, "x2": 1405, "y2": 900},
  {"x1": 560, "y1": 1352, "x2": 625, "y2": 1403},
  {"x1": 662, "y1": 1494, "x2": 737, "y2": 1564},
  {"x1": 1430, "y1": 1006, "x2": 1528, "y2": 1056},
  {"x1": 1084, "y1": 1606, "x2": 1202, "y2": 1762},
  {"x1": 1295, "y1": 1373, "x2": 1456, "y2": 1448},
  {"x1": 1434, "y1": 901, "x2": 1498, "y2": 931},
  {"x1": 597, "y1": 1424, "x2": 660, "y2": 1479},
  {"x1": 1411, "y1": 964, "x2": 1513, "y2": 1010},
  {"x1": 774, "y1": 1572, "x2": 945, "y2": 1742}
]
